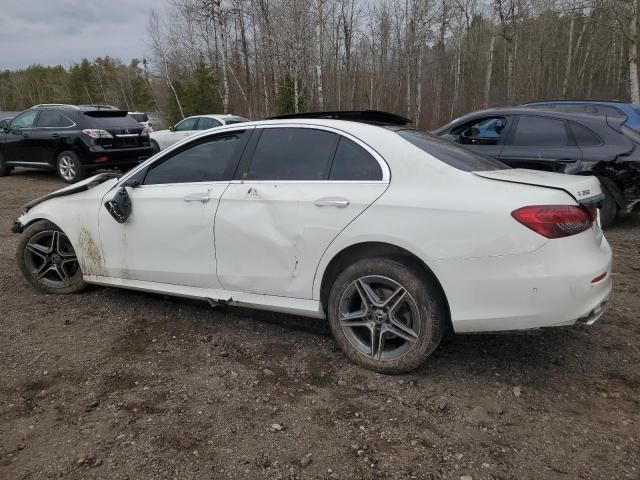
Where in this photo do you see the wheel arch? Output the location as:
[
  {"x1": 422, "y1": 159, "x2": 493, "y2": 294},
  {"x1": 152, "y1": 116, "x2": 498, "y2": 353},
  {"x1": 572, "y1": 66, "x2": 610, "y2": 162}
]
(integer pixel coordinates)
[{"x1": 316, "y1": 241, "x2": 452, "y2": 331}]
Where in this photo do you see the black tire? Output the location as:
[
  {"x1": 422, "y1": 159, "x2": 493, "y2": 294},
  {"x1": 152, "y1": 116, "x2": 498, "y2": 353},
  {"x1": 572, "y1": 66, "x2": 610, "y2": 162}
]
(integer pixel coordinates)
[
  {"x1": 16, "y1": 220, "x2": 87, "y2": 294},
  {"x1": 56, "y1": 150, "x2": 87, "y2": 183},
  {"x1": 327, "y1": 257, "x2": 446, "y2": 374},
  {"x1": 0, "y1": 151, "x2": 13, "y2": 176},
  {"x1": 599, "y1": 183, "x2": 618, "y2": 229},
  {"x1": 151, "y1": 140, "x2": 161, "y2": 154}
]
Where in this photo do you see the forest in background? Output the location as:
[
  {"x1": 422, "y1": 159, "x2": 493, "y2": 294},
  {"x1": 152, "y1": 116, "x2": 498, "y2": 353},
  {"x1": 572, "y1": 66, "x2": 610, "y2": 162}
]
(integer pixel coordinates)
[{"x1": 1, "y1": 0, "x2": 639, "y2": 129}]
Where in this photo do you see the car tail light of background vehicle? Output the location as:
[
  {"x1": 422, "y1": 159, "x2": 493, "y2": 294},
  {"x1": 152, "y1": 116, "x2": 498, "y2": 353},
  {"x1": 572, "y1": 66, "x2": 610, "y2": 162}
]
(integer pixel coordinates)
[
  {"x1": 82, "y1": 128, "x2": 113, "y2": 139},
  {"x1": 511, "y1": 205, "x2": 596, "y2": 239}
]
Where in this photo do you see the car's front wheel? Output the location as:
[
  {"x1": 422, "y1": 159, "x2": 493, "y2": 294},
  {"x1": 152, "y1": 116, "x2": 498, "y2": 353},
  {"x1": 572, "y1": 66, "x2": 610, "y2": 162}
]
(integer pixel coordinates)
[
  {"x1": 328, "y1": 257, "x2": 446, "y2": 374},
  {"x1": 150, "y1": 139, "x2": 161, "y2": 154},
  {"x1": 0, "y1": 151, "x2": 13, "y2": 176},
  {"x1": 16, "y1": 220, "x2": 87, "y2": 294},
  {"x1": 56, "y1": 150, "x2": 87, "y2": 183}
]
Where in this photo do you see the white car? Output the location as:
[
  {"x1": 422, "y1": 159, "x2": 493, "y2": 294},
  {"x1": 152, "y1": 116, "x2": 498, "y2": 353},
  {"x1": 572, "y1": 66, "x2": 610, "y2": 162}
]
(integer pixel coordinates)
[
  {"x1": 150, "y1": 114, "x2": 248, "y2": 152},
  {"x1": 13, "y1": 112, "x2": 612, "y2": 373},
  {"x1": 128, "y1": 112, "x2": 153, "y2": 132}
]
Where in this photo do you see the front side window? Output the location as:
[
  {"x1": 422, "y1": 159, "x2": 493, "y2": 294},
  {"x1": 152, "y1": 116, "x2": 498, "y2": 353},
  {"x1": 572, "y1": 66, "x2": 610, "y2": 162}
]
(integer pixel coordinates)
[
  {"x1": 399, "y1": 130, "x2": 508, "y2": 171},
  {"x1": 10, "y1": 110, "x2": 38, "y2": 129},
  {"x1": 144, "y1": 132, "x2": 246, "y2": 185},
  {"x1": 452, "y1": 116, "x2": 508, "y2": 146},
  {"x1": 329, "y1": 137, "x2": 382, "y2": 180},
  {"x1": 37, "y1": 110, "x2": 73, "y2": 128},
  {"x1": 174, "y1": 117, "x2": 198, "y2": 131},
  {"x1": 511, "y1": 116, "x2": 568, "y2": 147},
  {"x1": 246, "y1": 128, "x2": 339, "y2": 180}
]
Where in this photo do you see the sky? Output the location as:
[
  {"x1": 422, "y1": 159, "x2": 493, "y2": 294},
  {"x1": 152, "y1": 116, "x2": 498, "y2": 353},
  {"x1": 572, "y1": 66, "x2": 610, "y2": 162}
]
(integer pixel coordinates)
[{"x1": 0, "y1": 0, "x2": 163, "y2": 70}]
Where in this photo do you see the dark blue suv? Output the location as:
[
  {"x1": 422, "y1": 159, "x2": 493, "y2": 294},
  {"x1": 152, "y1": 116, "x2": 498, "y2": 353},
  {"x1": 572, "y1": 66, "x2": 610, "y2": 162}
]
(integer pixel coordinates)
[{"x1": 523, "y1": 100, "x2": 640, "y2": 132}]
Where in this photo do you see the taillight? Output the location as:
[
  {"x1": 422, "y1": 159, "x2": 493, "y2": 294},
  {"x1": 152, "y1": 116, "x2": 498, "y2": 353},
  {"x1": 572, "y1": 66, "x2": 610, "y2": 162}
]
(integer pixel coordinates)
[
  {"x1": 82, "y1": 129, "x2": 113, "y2": 139},
  {"x1": 511, "y1": 205, "x2": 594, "y2": 239}
]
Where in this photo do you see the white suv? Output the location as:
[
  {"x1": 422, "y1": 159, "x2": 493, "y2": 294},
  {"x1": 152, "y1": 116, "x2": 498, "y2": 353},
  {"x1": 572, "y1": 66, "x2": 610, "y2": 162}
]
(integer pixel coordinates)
[
  {"x1": 150, "y1": 114, "x2": 248, "y2": 152},
  {"x1": 13, "y1": 112, "x2": 612, "y2": 373}
]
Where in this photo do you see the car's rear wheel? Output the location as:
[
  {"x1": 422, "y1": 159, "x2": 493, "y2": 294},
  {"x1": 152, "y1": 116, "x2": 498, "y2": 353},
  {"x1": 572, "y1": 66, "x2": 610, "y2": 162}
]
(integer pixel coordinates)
[
  {"x1": 599, "y1": 183, "x2": 618, "y2": 229},
  {"x1": 56, "y1": 150, "x2": 87, "y2": 183},
  {"x1": 327, "y1": 257, "x2": 445, "y2": 374},
  {"x1": 16, "y1": 221, "x2": 87, "y2": 294},
  {"x1": 0, "y1": 151, "x2": 13, "y2": 176}
]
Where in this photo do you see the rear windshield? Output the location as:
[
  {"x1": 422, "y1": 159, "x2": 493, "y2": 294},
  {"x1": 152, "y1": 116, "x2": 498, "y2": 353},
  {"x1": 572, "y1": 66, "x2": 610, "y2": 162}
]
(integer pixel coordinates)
[
  {"x1": 397, "y1": 129, "x2": 508, "y2": 171},
  {"x1": 129, "y1": 113, "x2": 149, "y2": 122},
  {"x1": 81, "y1": 111, "x2": 141, "y2": 128}
]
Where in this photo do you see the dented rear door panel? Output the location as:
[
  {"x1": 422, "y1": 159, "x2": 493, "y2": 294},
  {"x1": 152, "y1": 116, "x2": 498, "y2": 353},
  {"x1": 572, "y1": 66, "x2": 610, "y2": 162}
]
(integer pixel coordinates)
[{"x1": 214, "y1": 181, "x2": 387, "y2": 299}]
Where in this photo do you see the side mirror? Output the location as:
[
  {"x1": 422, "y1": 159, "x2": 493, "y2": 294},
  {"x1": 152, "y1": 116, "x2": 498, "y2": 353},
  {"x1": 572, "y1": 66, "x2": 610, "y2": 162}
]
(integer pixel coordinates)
[
  {"x1": 104, "y1": 187, "x2": 132, "y2": 223},
  {"x1": 0, "y1": 120, "x2": 8, "y2": 132},
  {"x1": 169, "y1": 125, "x2": 176, "y2": 132}
]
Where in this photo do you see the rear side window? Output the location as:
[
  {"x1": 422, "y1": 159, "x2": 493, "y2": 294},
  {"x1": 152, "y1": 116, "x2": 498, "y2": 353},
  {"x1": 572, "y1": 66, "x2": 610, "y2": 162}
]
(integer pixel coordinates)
[
  {"x1": 144, "y1": 132, "x2": 246, "y2": 185},
  {"x1": 595, "y1": 105, "x2": 625, "y2": 117},
  {"x1": 197, "y1": 118, "x2": 221, "y2": 130},
  {"x1": 568, "y1": 122, "x2": 601, "y2": 146},
  {"x1": 329, "y1": 137, "x2": 382, "y2": 180},
  {"x1": 246, "y1": 128, "x2": 339, "y2": 180},
  {"x1": 37, "y1": 110, "x2": 73, "y2": 128},
  {"x1": 512, "y1": 116, "x2": 568, "y2": 146},
  {"x1": 398, "y1": 130, "x2": 507, "y2": 171}
]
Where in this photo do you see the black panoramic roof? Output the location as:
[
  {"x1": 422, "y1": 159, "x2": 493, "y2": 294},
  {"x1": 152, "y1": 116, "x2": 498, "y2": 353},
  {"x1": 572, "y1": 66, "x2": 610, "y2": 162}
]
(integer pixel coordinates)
[{"x1": 266, "y1": 110, "x2": 413, "y2": 126}]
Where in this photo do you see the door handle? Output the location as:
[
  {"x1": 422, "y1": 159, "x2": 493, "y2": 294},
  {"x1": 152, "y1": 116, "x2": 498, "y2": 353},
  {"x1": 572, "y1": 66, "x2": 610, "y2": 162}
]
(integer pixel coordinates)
[
  {"x1": 183, "y1": 193, "x2": 210, "y2": 203},
  {"x1": 22, "y1": 133, "x2": 29, "y2": 138},
  {"x1": 51, "y1": 133, "x2": 59, "y2": 139},
  {"x1": 314, "y1": 197, "x2": 350, "y2": 208}
]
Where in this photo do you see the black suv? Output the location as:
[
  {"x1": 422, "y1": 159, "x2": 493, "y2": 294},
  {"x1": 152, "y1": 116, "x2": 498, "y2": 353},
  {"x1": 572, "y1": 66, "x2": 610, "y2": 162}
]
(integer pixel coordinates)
[
  {"x1": 0, "y1": 104, "x2": 154, "y2": 183},
  {"x1": 434, "y1": 107, "x2": 640, "y2": 227}
]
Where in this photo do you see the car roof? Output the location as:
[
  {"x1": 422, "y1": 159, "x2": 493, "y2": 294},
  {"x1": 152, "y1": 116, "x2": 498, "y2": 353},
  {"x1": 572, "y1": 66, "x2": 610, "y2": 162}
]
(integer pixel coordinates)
[
  {"x1": 524, "y1": 99, "x2": 632, "y2": 105},
  {"x1": 446, "y1": 106, "x2": 623, "y2": 123}
]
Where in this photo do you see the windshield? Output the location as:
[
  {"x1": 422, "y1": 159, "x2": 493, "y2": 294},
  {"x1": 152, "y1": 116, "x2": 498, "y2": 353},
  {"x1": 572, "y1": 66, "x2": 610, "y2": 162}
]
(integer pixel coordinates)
[{"x1": 397, "y1": 129, "x2": 508, "y2": 172}]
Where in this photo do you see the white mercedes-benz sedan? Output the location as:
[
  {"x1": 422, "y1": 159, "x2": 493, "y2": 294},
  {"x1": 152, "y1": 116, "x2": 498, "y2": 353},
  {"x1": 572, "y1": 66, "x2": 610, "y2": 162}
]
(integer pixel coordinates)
[{"x1": 13, "y1": 111, "x2": 612, "y2": 373}]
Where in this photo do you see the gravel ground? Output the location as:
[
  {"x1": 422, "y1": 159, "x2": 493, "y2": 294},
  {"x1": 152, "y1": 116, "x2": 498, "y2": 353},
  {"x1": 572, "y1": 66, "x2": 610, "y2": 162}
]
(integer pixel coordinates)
[{"x1": 1, "y1": 168, "x2": 639, "y2": 480}]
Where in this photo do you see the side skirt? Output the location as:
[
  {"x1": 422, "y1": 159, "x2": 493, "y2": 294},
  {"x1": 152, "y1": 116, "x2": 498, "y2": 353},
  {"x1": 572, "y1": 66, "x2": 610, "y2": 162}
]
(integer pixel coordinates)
[{"x1": 83, "y1": 275, "x2": 326, "y2": 319}]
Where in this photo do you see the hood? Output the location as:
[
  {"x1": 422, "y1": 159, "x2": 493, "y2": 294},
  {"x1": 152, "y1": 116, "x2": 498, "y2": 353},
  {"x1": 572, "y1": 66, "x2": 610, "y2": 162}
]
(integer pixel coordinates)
[
  {"x1": 23, "y1": 173, "x2": 121, "y2": 212},
  {"x1": 473, "y1": 169, "x2": 603, "y2": 205}
]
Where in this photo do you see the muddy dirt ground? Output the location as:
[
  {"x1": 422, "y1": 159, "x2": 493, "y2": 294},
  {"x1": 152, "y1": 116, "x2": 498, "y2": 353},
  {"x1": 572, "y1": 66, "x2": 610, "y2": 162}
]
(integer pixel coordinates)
[{"x1": 1, "y1": 169, "x2": 639, "y2": 480}]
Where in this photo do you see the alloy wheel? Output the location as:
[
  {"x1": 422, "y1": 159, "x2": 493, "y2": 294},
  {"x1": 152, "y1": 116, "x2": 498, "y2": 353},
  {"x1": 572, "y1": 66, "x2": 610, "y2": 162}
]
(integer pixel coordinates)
[
  {"x1": 339, "y1": 275, "x2": 421, "y2": 361},
  {"x1": 23, "y1": 230, "x2": 80, "y2": 289},
  {"x1": 58, "y1": 155, "x2": 76, "y2": 182}
]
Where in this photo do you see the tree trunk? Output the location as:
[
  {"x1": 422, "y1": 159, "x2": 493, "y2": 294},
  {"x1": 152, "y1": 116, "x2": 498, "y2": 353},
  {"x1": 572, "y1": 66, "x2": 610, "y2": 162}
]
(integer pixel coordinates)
[
  {"x1": 630, "y1": 8, "x2": 640, "y2": 103},
  {"x1": 483, "y1": 35, "x2": 495, "y2": 108},
  {"x1": 315, "y1": 0, "x2": 324, "y2": 110},
  {"x1": 562, "y1": 16, "x2": 575, "y2": 98},
  {"x1": 213, "y1": 0, "x2": 230, "y2": 113}
]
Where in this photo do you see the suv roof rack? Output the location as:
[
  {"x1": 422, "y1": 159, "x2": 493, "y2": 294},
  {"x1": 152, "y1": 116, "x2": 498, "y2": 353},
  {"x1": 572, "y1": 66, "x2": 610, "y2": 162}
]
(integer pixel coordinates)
[
  {"x1": 266, "y1": 110, "x2": 413, "y2": 125},
  {"x1": 31, "y1": 104, "x2": 80, "y2": 110}
]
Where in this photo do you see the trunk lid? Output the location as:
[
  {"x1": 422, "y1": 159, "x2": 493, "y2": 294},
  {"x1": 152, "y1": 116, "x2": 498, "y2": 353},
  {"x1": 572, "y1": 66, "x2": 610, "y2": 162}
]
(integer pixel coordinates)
[{"x1": 473, "y1": 168, "x2": 603, "y2": 205}]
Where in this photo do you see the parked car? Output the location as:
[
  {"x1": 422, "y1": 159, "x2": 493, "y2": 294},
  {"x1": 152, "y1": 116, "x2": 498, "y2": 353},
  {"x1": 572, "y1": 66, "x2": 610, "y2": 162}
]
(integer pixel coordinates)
[
  {"x1": 150, "y1": 114, "x2": 248, "y2": 152},
  {"x1": 129, "y1": 112, "x2": 153, "y2": 132},
  {"x1": 12, "y1": 111, "x2": 611, "y2": 373},
  {"x1": 0, "y1": 104, "x2": 154, "y2": 183},
  {"x1": 523, "y1": 100, "x2": 640, "y2": 132},
  {"x1": 434, "y1": 107, "x2": 640, "y2": 227}
]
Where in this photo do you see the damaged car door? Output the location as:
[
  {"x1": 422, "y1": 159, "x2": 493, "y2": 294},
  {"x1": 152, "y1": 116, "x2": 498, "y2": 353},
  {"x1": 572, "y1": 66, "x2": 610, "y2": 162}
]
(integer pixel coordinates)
[
  {"x1": 214, "y1": 125, "x2": 389, "y2": 299},
  {"x1": 97, "y1": 128, "x2": 252, "y2": 286}
]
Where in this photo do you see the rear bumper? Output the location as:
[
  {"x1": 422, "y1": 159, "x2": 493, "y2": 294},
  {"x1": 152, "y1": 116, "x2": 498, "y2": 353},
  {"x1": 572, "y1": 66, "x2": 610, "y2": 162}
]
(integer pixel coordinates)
[
  {"x1": 436, "y1": 226, "x2": 613, "y2": 333},
  {"x1": 81, "y1": 146, "x2": 153, "y2": 168}
]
